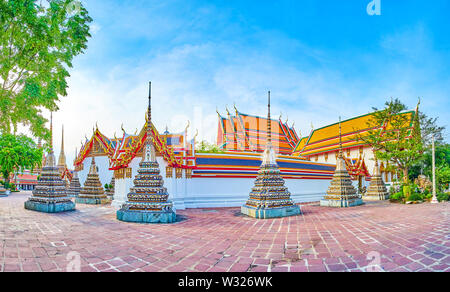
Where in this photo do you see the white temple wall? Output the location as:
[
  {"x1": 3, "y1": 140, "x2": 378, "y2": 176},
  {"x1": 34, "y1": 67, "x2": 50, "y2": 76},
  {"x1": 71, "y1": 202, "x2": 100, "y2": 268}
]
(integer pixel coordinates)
[{"x1": 183, "y1": 177, "x2": 333, "y2": 209}]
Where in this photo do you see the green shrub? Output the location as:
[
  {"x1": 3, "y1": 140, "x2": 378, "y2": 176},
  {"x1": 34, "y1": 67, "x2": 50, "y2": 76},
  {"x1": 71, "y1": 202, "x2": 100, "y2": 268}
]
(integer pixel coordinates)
[
  {"x1": 403, "y1": 185, "x2": 411, "y2": 198},
  {"x1": 390, "y1": 192, "x2": 404, "y2": 202},
  {"x1": 437, "y1": 193, "x2": 449, "y2": 202},
  {"x1": 407, "y1": 192, "x2": 423, "y2": 202}
]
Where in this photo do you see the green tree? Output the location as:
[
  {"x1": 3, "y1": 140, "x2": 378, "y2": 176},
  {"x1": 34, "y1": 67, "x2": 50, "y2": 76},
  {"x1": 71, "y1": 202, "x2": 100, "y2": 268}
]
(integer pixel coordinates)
[
  {"x1": 195, "y1": 140, "x2": 224, "y2": 153},
  {"x1": 418, "y1": 112, "x2": 446, "y2": 147},
  {"x1": 410, "y1": 143, "x2": 450, "y2": 191},
  {"x1": 0, "y1": 133, "x2": 42, "y2": 186},
  {"x1": 357, "y1": 98, "x2": 423, "y2": 183},
  {"x1": 0, "y1": 0, "x2": 92, "y2": 140}
]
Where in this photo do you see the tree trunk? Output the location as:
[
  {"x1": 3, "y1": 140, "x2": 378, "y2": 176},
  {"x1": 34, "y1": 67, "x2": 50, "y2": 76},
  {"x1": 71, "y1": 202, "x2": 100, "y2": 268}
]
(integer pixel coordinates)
[{"x1": 402, "y1": 168, "x2": 409, "y2": 183}]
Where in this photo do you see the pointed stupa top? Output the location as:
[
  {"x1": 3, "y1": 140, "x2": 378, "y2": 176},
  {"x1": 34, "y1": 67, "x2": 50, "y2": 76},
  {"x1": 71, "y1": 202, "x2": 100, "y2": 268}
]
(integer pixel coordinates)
[
  {"x1": 89, "y1": 156, "x2": 97, "y2": 174},
  {"x1": 267, "y1": 91, "x2": 271, "y2": 144},
  {"x1": 261, "y1": 91, "x2": 277, "y2": 166},
  {"x1": 45, "y1": 112, "x2": 56, "y2": 167},
  {"x1": 58, "y1": 125, "x2": 66, "y2": 167},
  {"x1": 144, "y1": 82, "x2": 156, "y2": 162}
]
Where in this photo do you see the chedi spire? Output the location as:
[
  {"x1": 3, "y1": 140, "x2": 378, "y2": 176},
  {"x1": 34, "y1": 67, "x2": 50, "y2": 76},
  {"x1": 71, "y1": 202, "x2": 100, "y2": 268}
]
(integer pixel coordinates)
[
  {"x1": 117, "y1": 82, "x2": 177, "y2": 223},
  {"x1": 24, "y1": 113, "x2": 76, "y2": 213},
  {"x1": 241, "y1": 91, "x2": 301, "y2": 219}
]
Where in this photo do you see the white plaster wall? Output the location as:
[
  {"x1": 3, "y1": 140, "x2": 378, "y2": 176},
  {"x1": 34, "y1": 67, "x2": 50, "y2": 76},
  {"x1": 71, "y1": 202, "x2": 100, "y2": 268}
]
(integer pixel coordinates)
[{"x1": 182, "y1": 177, "x2": 333, "y2": 209}]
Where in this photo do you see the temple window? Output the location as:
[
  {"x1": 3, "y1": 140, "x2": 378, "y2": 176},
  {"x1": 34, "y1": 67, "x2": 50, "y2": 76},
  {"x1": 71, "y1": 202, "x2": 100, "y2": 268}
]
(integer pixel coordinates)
[
  {"x1": 125, "y1": 168, "x2": 132, "y2": 178},
  {"x1": 166, "y1": 166, "x2": 173, "y2": 178}
]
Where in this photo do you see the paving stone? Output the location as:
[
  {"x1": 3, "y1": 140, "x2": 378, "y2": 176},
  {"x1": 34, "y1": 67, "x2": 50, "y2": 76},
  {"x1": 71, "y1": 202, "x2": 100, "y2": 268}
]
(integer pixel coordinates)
[{"x1": 0, "y1": 192, "x2": 448, "y2": 272}]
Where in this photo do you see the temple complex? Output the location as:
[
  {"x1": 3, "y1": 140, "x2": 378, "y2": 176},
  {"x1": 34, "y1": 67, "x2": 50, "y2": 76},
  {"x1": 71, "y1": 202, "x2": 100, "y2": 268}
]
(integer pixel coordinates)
[
  {"x1": 76, "y1": 157, "x2": 108, "y2": 204},
  {"x1": 241, "y1": 92, "x2": 301, "y2": 218},
  {"x1": 70, "y1": 83, "x2": 416, "y2": 210},
  {"x1": 117, "y1": 82, "x2": 177, "y2": 223},
  {"x1": 320, "y1": 119, "x2": 363, "y2": 208},
  {"x1": 67, "y1": 171, "x2": 81, "y2": 197},
  {"x1": 24, "y1": 114, "x2": 76, "y2": 213},
  {"x1": 362, "y1": 160, "x2": 389, "y2": 201}
]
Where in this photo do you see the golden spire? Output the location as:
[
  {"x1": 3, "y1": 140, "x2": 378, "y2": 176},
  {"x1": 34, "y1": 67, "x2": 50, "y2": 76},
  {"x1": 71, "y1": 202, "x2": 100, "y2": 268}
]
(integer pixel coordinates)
[{"x1": 58, "y1": 125, "x2": 66, "y2": 167}]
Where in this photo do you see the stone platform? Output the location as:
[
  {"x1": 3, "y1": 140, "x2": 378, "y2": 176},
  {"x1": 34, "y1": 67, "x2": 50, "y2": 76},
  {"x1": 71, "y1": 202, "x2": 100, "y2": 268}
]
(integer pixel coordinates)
[
  {"x1": 24, "y1": 200, "x2": 75, "y2": 213},
  {"x1": 75, "y1": 197, "x2": 110, "y2": 205},
  {"x1": 362, "y1": 195, "x2": 390, "y2": 201},
  {"x1": 117, "y1": 209, "x2": 177, "y2": 224},
  {"x1": 241, "y1": 205, "x2": 301, "y2": 219},
  {"x1": 320, "y1": 198, "x2": 364, "y2": 208}
]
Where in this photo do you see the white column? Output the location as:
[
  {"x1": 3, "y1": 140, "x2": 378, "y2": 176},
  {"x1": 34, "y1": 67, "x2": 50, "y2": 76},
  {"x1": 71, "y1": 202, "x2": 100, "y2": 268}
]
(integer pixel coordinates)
[{"x1": 431, "y1": 136, "x2": 438, "y2": 204}]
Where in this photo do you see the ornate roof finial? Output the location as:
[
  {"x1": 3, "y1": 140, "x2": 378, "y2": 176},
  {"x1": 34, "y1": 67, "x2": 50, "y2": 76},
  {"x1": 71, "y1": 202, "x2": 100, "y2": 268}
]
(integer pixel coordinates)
[
  {"x1": 194, "y1": 129, "x2": 199, "y2": 140},
  {"x1": 267, "y1": 91, "x2": 271, "y2": 144},
  {"x1": 279, "y1": 112, "x2": 283, "y2": 121}
]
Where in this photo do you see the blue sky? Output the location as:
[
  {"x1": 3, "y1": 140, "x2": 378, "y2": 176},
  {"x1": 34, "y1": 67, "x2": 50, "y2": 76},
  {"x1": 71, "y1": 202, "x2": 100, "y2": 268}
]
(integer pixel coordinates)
[{"x1": 48, "y1": 0, "x2": 449, "y2": 164}]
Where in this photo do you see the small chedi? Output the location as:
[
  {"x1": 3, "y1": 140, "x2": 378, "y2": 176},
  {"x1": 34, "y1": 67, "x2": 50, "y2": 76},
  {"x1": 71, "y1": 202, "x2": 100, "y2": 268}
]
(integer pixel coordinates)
[
  {"x1": 24, "y1": 114, "x2": 75, "y2": 213},
  {"x1": 106, "y1": 177, "x2": 115, "y2": 200},
  {"x1": 320, "y1": 118, "x2": 363, "y2": 208},
  {"x1": 67, "y1": 171, "x2": 81, "y2": 197},
  {"x1": 117, "y1": 82, "x2": 176, "y2": 223},
  {"x1": 0, "y1": 184, "x2": 8, "y2": 197},
  {"x1": 241, "y1": 91, "x2": 301, "y2": 219},
  {"x1": 362, "y1": 160, "x2": 389, "y2": 201},
  {"x1": 76, "y1": 157, "x2": 108, "y2": 204}
]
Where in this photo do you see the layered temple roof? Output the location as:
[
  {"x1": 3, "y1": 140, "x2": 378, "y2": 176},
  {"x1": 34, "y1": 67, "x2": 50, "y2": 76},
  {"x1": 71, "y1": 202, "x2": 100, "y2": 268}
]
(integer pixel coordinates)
[
  {"x1": 217, "y1": 107, "x2": 300, "y2": 155},
  {"x1": 292, "y1": 110, "x2": 416, "y2": 158},
  {"x1": 74, "y1": 120, "x2": 194, "y2": 171}
]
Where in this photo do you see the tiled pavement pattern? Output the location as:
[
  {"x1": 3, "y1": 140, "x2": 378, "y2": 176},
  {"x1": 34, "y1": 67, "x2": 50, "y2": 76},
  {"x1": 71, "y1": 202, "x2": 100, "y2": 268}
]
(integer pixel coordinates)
[{"x1": 0, "y1": 192, "x2": 449, "y2": 272}]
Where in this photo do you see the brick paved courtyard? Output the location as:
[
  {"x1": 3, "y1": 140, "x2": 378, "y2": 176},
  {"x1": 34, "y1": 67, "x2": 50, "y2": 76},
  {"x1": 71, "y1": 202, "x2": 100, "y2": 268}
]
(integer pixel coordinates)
[{"x1": 0, "y1": 192, "x2": 449, "y2": 272}]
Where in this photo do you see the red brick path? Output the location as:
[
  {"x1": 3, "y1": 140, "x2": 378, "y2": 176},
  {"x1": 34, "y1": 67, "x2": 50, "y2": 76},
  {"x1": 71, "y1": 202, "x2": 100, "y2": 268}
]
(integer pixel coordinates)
[{"x1": 0, "y1": 192, "x2": 448, "y2": 272}]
